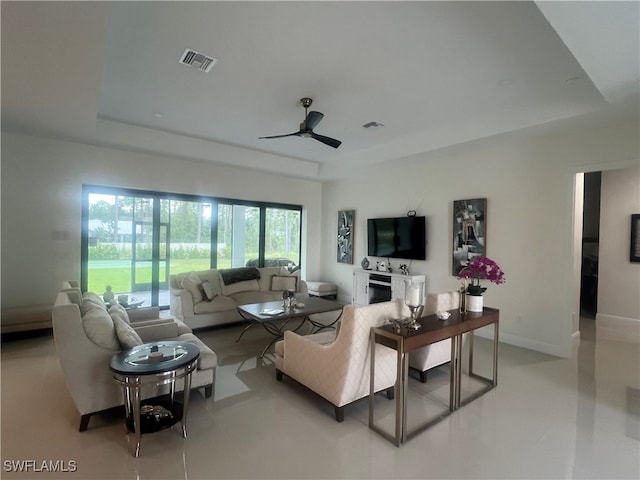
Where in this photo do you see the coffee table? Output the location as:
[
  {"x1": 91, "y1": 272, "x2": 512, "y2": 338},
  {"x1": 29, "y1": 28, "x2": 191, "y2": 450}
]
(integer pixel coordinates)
[{"x1": 236, "y1": 297, "x2": 344, "y2": 357}]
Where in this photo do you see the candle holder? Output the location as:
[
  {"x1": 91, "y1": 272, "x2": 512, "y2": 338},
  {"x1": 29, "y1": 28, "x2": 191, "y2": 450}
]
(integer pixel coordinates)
[
  {"x1": 404, "y1": 279, "x2": 424, "y2": 331},
  {"x1": 282, "y1": 290, "x2": 295, "y2": 309}
]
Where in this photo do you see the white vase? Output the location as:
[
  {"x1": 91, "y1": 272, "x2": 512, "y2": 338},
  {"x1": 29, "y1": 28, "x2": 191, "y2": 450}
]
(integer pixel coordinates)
[{"x1": 466, "y1": 294, "x2": 483, "y2": 312}]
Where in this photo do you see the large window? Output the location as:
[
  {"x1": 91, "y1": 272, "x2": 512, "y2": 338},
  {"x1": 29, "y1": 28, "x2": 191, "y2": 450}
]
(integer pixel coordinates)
[
  {"x1": 217, "y1": 204, "x2": 260, "y2": 269},
  {"x1": 82, "y1": 186, "x2": 302, "y2": 308},
  {"x1": 167, "y1": 199, "x2": 212, "y2": 275},
  {"x1": 265, "y1": 207, "x2": 301, "y2": 267}
]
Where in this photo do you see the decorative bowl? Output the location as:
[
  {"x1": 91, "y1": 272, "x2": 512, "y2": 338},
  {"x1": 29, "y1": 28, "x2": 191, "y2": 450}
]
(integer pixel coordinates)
[{"x1": 436, "y1": 310, "x2": 451, "y2": 320}]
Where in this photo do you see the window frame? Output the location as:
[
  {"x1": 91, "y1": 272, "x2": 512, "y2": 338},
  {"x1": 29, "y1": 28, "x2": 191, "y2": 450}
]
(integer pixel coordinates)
[{"x1": 81, "y1": 184, "x2": 303, "y2": 304}]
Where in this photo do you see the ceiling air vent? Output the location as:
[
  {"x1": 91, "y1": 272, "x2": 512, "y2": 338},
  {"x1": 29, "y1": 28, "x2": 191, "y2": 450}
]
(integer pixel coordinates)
[{"x1": 179, "y1": 48, "x2": 217, "y2": 72}]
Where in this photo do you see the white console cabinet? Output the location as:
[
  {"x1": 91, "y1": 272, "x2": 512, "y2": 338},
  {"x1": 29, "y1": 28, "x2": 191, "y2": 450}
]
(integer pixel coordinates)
[{"x1": 352, "y1": 269, "x2": 425, "y2": 306}]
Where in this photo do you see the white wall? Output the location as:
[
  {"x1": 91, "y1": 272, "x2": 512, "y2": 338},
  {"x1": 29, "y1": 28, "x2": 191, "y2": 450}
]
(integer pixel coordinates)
[
  {"x1": 596, "y1": 165, "x2": 640, "y2": 339},
  {"x1": 0, "y1": 132, "x2": 323, "y2": 310},
  {"x1": 2, "y1": 114, "x2": 638, "y2": 356},
  {"x1": 320, "y1": 116, "x2": 639, "y2": 357}
]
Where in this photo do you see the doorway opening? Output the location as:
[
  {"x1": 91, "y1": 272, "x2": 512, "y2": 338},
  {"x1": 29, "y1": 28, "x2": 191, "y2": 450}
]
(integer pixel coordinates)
[{"x1": 580, "y1": 171, "x2": 601, "y2": 320}]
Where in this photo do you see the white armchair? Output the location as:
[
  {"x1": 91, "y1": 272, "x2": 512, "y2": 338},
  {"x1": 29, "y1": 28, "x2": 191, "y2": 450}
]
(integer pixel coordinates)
[
  {"x1": 275, "y1": 299, "x2": 406, "y2": 422},
  {"x1": 52, "y1": 283, "x2": 217, "y2": 431},
  {"x1": 409, "y1": 291, "x2": 461, "y2": 382}
]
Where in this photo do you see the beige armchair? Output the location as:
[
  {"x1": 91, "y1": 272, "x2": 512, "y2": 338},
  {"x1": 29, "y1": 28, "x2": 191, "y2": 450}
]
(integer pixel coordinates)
[
  {"x1": 409, "y1": 291, "x2": 461, "y2": 382},
  {"x1": 275, "y1": 299, "x2": 406, "y2": 422},
  {"x1": 52, "y1": 283, "x2": 217, "y2": 431}
]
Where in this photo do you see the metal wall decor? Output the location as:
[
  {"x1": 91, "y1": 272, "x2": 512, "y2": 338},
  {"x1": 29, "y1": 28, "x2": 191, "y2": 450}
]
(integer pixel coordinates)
[
  {"x1": 631, "y1": 214, "x2": 640, "y2": 263},
  {"x1": 452, "y1": 198, "x2": 487, "y2": 275},
  {"x1": 337, "y1": 210, "x2": 354, "y2": 264}
]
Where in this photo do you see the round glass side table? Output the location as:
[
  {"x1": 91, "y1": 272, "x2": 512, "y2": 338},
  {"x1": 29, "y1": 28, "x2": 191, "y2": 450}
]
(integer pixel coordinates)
[{"x1": 110, "y1": 341, "x2": 200, "y2": 457}]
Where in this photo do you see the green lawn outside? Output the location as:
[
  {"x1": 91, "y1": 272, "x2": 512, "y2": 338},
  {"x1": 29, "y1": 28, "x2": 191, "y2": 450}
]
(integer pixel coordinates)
[
  {"x1": 88, "y1": 258, "x2": 211, "y2": 293},
  {"x1": 87, "y1": 257, "x2": 240, "y2": 293},
  {"x1": 88, "y1": 251, "x2": 297, "y2": 293}
]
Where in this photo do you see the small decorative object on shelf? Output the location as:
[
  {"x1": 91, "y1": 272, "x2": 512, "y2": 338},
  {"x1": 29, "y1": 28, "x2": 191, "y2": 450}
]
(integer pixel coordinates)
[
  {"x1": 457, "y1": 256, "x2": 505, "y2": 312},
  {"x1": 404, "y1": 278, "x2": 424, "y2": 330},
  {"x1": 140, "y1": 405, "x2": 173, "y2": 423},
  {"x1": 361, "y1": 257, "x2": 370, "y2": 270},
  {"x1": 399, "y1": 264, "x2": 409, "y2": 275},
  {"x1": 377, "y1": 261, "x2": 387, "y2": 272},
  {"x1": 458, "y1": 284, "x2": 467, "y2": 314},
  {"x1": 103, "y1": 285, "x2": 114, "y2": 303},
  {"x1": 390, "y1": 317, "x2": 410, "y2": 334}
]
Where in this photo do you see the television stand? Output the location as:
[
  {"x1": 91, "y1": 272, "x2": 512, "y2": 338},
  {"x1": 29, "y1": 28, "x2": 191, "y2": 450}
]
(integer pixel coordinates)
[{"x1": 352, "y1": 268, "x2": 425, "y2": 307}]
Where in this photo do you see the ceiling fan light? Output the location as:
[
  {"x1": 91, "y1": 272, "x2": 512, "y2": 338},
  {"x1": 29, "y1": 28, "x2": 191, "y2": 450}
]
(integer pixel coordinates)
[{"x1": 259, "y1": 98, "x2": 341, "y2": 148}]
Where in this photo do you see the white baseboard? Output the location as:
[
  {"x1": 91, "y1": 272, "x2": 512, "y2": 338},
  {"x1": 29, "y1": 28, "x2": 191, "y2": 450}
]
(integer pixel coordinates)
[
  {"x1": 473, "y1": 315, "x2": 640, "y2": 357},
  {"x1": 474, "y1": 328, "x2": 566, "y2": 357},
  {"x1": 595, "y1": 313, "x2": 640, "y2": 342},
  {"x1": 1, "y1": 305, "x2": 52, "y2": 334}
]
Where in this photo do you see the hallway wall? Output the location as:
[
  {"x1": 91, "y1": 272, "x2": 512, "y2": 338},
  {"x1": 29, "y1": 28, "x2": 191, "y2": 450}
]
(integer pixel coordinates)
[{"x1": 596, "y1": 165, "x2": 640, "y2": 340}]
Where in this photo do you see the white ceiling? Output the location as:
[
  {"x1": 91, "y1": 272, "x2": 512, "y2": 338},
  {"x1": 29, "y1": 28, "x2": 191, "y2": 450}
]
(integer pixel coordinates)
[{"x1": 2, "y1": 1, "x2": 638, "y2": 180}]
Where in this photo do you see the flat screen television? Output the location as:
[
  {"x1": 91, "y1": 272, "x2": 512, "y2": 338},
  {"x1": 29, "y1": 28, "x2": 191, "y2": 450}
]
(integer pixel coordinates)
[{"x1": 367, "y1": 216, "x2": 426, "y2": 260}]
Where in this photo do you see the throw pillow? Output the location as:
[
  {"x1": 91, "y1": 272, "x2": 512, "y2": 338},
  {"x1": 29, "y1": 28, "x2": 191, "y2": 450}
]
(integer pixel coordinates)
[
  {"x1": 83, "y1": 308, "x2": 120, "y2": 350},
  {"x1": 83, "y1": 291, "x2": 105, "y2": 304},
  {"x1": 81, "y1": 292, "x2": 107, "y2": 315},
  {"x1": 111, "y1": 314, "x2": 143, "y2": 349},
  {"x1": 201, "y1": 281, "x2": 215, "y2": 301},
  {"x1": 109, "y1": 303, "x2": 130, "y2": 324},
  {"x1": 271, "y1": 275, "x2": 297, "y2": 292},
  {"x1": 182, "y1": 272, "x2": 204, "y2": 303}
]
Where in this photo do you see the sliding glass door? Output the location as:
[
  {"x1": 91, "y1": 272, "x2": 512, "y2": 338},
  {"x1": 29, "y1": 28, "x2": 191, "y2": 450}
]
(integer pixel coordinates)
[
  {"x1": 132, "y1": 220, "x2": 170, "y2": 291},
  {"x1": 167, "y1": 199, "x2": 212, "y2": 276},
  {"x1": 217, "y1": 204, "x2": 260, "y2": 268},
  {"x1": 265, "y1": 207, "x2": 301, "y2": 268},
  {"x1": 85, "y1": 192, "x2": 163, "y2": 307},
  {"x1": 83, "y1": 185, "x2": 302, "y2": 309}
]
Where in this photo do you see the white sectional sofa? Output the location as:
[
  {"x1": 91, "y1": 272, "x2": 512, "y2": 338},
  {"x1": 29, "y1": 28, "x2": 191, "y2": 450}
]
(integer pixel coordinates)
[{"x1": 169, "y1": 267, "x2": 308, "y2": 330}]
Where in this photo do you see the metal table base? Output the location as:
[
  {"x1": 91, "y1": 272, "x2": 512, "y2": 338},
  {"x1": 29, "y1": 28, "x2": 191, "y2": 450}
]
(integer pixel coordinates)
[{"x1": 369, "y1": 308, "x2": 499, "y2": 446}]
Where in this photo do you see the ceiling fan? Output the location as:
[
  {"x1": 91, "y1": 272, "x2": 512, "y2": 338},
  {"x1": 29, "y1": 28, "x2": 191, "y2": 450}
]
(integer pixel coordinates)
[{"x1": 259, "y1": 98, "x2": 342, "y2": 149}]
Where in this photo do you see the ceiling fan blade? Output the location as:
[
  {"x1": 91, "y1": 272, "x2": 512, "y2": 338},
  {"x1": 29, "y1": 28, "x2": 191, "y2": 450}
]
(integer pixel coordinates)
[
  {"x1": 311, "y1": 132, "x2": 342, "y2": 149},
  {"x1": 258, "y1": 132, "x2": 301, "y2": 140},
  {"x1": 304, "y1": 111, "x2": 324, "y2": 130}
]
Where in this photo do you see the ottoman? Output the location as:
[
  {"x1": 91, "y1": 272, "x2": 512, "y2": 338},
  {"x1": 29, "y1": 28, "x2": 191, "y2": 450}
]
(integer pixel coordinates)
[{"x1": 306, "y1": 281, "x2": 338, "y2": 299}]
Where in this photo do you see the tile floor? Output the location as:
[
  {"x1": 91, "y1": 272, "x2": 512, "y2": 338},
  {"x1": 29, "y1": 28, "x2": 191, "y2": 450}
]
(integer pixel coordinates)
[{"x1": 1, "y1": 316, "x2": 638, "y2": 479}]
